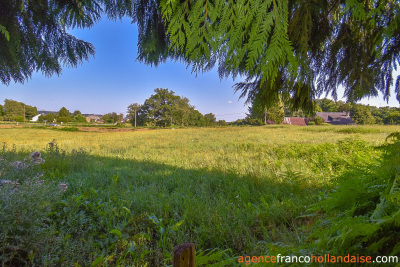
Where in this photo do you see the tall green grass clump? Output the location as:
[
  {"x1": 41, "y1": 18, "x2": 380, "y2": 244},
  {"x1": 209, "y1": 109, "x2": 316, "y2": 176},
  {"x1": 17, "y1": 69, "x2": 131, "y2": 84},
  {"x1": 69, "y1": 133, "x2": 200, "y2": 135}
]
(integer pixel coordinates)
[
  {"x1": 269, "y1": 132, "x2": 400, "y2": 259},
  {"x1": 310, "y1": 134, "x2": 400, "y2": 256}
]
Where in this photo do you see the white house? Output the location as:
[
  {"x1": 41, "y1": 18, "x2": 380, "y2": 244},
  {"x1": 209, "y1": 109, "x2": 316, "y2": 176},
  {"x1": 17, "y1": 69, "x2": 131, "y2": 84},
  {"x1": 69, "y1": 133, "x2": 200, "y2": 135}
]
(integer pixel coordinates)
[{"x1": 30, "y1": 113, "x2": 43, "y2": 122}]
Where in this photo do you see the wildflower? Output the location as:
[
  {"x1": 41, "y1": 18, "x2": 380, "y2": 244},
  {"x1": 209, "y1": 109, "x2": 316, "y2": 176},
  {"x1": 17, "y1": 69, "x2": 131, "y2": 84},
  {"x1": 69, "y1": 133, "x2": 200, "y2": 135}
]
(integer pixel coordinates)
[
  {"x1": 10, "y1": 161, "x2": 29, "y2": 169},
  {"x1": 30, "y1": 151, "x2": 45, "y2": 165},
  {"x1": 58, "y1": 183, "x2": 68, "y2": 191},
  {"x1": 0, "y1": 179, "x2": 20, "y2": 187},
  {"x1": 0, "y1": 179, "x2": 12, "y2": 185}
]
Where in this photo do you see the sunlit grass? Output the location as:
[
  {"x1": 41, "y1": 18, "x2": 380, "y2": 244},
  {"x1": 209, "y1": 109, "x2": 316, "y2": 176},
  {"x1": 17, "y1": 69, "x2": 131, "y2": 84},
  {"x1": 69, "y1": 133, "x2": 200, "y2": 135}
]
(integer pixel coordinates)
[{"x1": 0, "y1": 125, "x2": 399, "y2": 265}]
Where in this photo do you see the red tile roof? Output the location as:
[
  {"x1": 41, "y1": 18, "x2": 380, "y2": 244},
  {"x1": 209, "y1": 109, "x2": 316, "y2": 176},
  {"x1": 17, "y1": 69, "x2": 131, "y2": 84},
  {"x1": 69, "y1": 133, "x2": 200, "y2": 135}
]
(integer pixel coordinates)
[{"x1": 283, "y1": 117, "x2": 307, "y2": 126}]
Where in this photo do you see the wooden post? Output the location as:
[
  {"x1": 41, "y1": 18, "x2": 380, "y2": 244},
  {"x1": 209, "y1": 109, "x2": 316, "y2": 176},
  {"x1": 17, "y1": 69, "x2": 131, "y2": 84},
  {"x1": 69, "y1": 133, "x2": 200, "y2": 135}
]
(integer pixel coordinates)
[{"x1": 173, "y1": 243, "x2": 195, "y2": 267}]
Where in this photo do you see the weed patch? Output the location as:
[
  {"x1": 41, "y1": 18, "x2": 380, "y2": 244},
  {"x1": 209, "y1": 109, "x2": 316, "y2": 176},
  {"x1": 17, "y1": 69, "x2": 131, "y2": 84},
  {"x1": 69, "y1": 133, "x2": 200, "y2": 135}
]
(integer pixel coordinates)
[{"x1": 56, "y1": 127, "x2": 80, "y2": 132}]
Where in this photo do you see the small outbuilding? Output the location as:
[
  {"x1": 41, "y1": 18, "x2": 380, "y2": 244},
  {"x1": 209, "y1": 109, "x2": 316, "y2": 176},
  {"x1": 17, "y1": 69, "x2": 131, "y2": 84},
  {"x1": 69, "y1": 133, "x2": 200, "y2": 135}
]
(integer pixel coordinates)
[
  {"x1": 86, "y1": 115, "x2": 102, "y2": 123},
  {"x1": 283, "y1": 117, "x2": 308, "y2": 126}
]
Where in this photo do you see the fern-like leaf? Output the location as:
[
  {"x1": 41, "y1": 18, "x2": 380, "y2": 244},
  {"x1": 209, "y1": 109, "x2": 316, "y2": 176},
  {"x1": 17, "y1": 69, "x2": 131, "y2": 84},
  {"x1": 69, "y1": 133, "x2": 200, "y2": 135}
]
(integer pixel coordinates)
[
  {"x1": 385, "y1": 132, "x2": 400, "y2": 143},
  {"x1": 0, "y1": 24, "x2": 10, "y2": 41}
]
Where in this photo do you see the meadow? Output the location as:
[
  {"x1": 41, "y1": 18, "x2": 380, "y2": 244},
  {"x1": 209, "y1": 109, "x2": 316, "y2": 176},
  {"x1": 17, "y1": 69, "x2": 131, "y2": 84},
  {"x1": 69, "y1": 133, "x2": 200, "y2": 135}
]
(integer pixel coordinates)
[{"x1": 0, "y1": 125, "x2": 399, "y2": 266}]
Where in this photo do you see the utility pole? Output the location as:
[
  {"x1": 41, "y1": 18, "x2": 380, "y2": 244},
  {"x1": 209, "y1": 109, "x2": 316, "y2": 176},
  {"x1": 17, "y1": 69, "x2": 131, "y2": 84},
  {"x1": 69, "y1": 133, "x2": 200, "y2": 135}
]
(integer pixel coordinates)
[
  {"x1": 264, "y1": 109, "x2": 267, "y2": 124},
  {"x1": 131, "y1": 103, "x2": 141, "y2": 128},
  {"x1": 134, "y1": 108, "x2": 137, "y2": 127},
  {"x1": 23, "y1": 104, "x2": 25, "y2": 124}
]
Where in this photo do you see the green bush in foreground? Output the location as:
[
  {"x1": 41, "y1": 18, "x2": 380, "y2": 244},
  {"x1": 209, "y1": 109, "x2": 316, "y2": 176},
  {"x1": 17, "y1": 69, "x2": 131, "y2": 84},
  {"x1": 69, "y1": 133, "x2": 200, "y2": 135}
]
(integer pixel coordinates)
[
  {"x1": 269, "y1": 134, "x2": 400, "y2": 259},
  {"x1": 311, "y1": 135, "x2": 400, "y2": 256}
]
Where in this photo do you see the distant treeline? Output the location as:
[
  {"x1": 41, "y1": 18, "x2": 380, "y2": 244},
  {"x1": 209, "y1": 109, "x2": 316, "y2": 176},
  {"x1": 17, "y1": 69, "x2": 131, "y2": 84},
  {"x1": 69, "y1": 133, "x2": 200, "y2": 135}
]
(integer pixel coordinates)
[
  {"x1": 1, "y1": 95, "x2": 399, "y2": 126},
  {"x1": 313, "y1": 99, "x2": 400, "y2": 125},
  {"x1": 241, "y1": 98, "x2": 400, "y2": 125},
  {"x1": 0, "y1": 99, "x2": 122, "y2": 124}
]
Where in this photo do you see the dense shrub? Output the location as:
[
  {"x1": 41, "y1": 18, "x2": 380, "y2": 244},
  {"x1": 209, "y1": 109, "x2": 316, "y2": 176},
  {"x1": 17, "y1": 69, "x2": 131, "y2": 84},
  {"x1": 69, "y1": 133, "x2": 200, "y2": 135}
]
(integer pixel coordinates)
[
  {"x1": 314, "y1": 116, "x2": 324, "y2": 125},
  {"x1": 57, "y1": 127, "x2": 80, "y2": 132},
  {"x1": 56, "y1": 117, "x2": 72, "y2": 123}
]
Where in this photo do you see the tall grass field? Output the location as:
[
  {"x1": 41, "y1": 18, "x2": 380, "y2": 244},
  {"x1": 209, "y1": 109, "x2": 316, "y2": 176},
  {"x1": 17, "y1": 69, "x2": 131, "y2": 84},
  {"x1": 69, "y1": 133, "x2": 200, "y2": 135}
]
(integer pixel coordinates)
[{"x1": 0, "y1": 125, "x2": 400, "y2": 266}]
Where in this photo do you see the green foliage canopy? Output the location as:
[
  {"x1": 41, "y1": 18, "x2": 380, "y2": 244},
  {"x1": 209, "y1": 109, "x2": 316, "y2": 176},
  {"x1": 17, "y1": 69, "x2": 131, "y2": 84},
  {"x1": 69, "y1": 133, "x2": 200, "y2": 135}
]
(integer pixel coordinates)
[
  {"x1": 41, "y1": 113, "x2": 56, "y2": 122},
  {"x1": 57, "y1": 117, "x2": 72, "y2": 123},
  {"x1": 266, "y1": 97, "x2": 285, "y2": 124},
  {"x1": 0, "y1": 0, "x2": 101, "y2": 84},
  {"x1": 137, "y1": 0, "x2": 400, "y2": 112},
  {"x1": 2, "y1": 0, "x2": 399, "y2": 114},
  {"x1": 316, "y1": 99, "x2": 338, "y2": 112},
  {"x1": 57, "y1": 107, "x2": 71, "y2": 118},
  {"x1": 137, "y1": 88, "x2": 180, "y2": 126},
  {"x1": 2, "y1": 99, "x2": 38, "y2": 120},
  {"x1": 350, "y1": 104, "x2": 376, "y2": 125},
  {"x1": 203, "y1": 113, "x2": 217, "y2": 126},
  {"x1": 73, "y1": 114, "x2": 88, "y2": 123},
  {"x1": 127, "y1": 88, "x2": 213, "y2": 127},
  {"x1": 102, "y1": 112, "x2": 119, "y2": 123},
  {"x1": 0, "y1": 0, "x2": 138, "y2": 85}
]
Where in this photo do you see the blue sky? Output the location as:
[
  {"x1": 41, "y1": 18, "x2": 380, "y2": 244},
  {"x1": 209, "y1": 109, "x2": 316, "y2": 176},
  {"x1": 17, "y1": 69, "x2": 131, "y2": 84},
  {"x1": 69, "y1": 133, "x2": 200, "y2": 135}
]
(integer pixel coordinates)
[{"x1": 1, "y1": 17, "x2": 399, "y2": 121}]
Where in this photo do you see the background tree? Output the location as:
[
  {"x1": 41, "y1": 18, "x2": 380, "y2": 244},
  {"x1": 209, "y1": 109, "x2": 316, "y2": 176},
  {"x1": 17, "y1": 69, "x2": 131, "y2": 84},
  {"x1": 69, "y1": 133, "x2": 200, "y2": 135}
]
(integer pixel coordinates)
[
  {"x1": 128, "y1": 89, "x2": 208, "y2": 127},
  {"x1": 246, "y1": 105, "x2": 264, "y2": 121},
  {"x1": 57, "y1": 107, "x2": 71, "y2": 118},
  {"x1": 385, "y1": 111, "x2": 400, "y2": 125},
  {"x1": 350, "y1": 104, "x2": 376, "y2": 125},
  {"x1": 56, "y1": 107, "x2": 71, "y2": 123},
  {"x1": 73, "y1": 114, "x2": 87, "y2": 123},
  {"x1": 102, "y1": 114, "x2": 111, "y2": 123},
  {"x1": 135, "y1": 88, "x2": 180, "y2": 127},
  {"x1": 3, "y1": 99, "x2": 24, "y2": 121},
  {"x1": 102, "y1": 112, "x2": 119, "y2": 123},
  {"x1": 40, "y1": 113, "x2": 55, "y2": 123},
  {"x1": 188, "y1": 110, "x2": 205, "y2": 127},
  {"x1": 217, "y1": 120, "x2": 228, "y2": 126},
  {"x1": 3, "y1": 99, "x2": 37, "y2": 121},
  {"x1": 376, "y1": 107, "x2": 391, "y2": 124},
  {"x1": 73, "y1": 110, "x2": 82, "y2": 116},
  {"x1": 316, "y1": 99, "x2": 338, "y2": 112},
  {"x1": 203, "y1": 113, "x2": 217, "y2": 127},
  {"x1": 110, "y1": 112, "x2": 119, "y2": 123},
  {"x1": 314, "y1": 102, "x2": 323, "y2": 113},
  {"x1": 25, "y1": 106, "x2": 38, "y2": 120},
  {"x1": 127, "y1": 103, "x2": 141, "y2": 127},
  {"x1": 172, "y1": 97, "x2": 194, "y2": 126},
  {"x1": 0, "y1": 105, "x2": 4, "y2": 120},
  {"x1": 336, "y1": 101, "x2": 352, "y2": 113},
  {"x1": 266, "y1": 97, "x2": 285, "y2": 124},
  {"x1": 369, "y1": 106, "x2": 383, "y2": 125}
]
